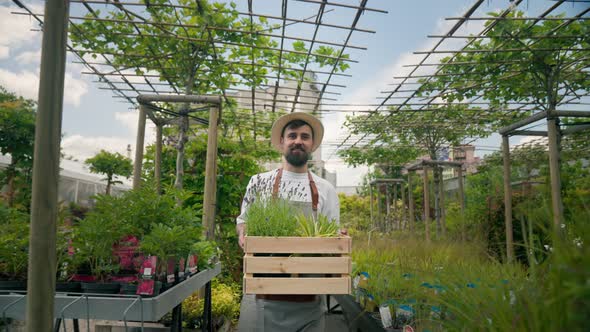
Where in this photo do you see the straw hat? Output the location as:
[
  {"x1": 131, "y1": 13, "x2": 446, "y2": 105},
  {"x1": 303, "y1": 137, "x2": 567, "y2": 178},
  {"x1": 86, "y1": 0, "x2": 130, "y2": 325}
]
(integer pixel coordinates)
[{"x1": 270, "y1": 112, "x2": 324, "y2": 152}]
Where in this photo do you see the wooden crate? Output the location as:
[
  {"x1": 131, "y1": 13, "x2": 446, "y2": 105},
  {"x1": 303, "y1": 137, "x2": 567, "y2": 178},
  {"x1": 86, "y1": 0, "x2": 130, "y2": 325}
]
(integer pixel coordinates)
[{"x1": 243, "y1": 236, "x2": 352, "y2": 295}]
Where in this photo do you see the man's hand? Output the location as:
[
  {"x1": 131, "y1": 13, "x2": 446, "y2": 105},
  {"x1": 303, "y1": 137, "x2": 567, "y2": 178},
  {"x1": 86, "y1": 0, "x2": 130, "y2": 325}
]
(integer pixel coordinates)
[{"x1": 237, "y1": 223, "x2": 246, "y2": 250}]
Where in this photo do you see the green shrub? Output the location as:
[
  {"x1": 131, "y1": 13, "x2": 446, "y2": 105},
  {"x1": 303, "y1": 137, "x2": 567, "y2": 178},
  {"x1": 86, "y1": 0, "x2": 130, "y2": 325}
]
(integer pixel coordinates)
[{"x1": 182, "y1": 279, "x2": 241, "y2": 329}]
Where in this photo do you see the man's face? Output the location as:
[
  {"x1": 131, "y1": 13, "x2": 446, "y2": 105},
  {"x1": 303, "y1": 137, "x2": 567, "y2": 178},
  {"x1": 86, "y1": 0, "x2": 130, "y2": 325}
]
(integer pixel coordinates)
[{"x1": 280, "y1": 125, "x2": 313, "y2": 167}]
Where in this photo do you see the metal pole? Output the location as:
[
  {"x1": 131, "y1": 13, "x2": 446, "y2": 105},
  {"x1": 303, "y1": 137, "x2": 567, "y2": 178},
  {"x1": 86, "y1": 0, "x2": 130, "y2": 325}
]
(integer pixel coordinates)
[
  {"x1": 203, "y1": 106, "x2": 220, "y2": 240},
  {"x1": 502, "y1": 135, "x2": 514, "y2": 263},
  {"x1": 133, "y1": 105, "x2": 147, "y2": 189},
  {"x1": 155, "y1": 123, "x2": 163, "y2": 194},
  {"x1": 408, "y1": 173, "x2": 415, "y2": 234},
  {"x1": 26, "y1": 0, "x2": 69, "y2": 331},
  {"x1": 457, "y1": 166, "x2": 466, "y2": 241},
  {"x1": 423, "y1": 167, "x2": 430, "y2": 242},
  {"x1": 546, "y1": 117, "x2": 565, "y2": 232}
]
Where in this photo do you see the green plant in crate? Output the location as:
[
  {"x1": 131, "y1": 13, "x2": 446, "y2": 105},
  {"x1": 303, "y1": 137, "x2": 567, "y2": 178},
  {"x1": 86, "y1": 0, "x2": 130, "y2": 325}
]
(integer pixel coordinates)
[
  {"x1": 295, "y1": 213, "x2": 339, "y2": 237},
  {"x1": 245, "y1": 198, "x2": 298, "y2": 237}
]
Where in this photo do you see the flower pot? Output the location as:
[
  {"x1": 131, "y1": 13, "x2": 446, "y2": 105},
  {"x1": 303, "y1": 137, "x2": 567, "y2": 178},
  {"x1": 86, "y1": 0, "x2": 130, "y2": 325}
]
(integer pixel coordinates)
[
  {"x1": 0, "y1": 280, "x2": 27, "y2": 292},
  {"x1": 81, "y1": 282, "x2": 120, "y2": 294},
  {"x1": 120, "y1": 283, "x2": 138, "y2": 295},
  {"x1": 56, "y1": 281, "x2": 82, "y2": 293}
]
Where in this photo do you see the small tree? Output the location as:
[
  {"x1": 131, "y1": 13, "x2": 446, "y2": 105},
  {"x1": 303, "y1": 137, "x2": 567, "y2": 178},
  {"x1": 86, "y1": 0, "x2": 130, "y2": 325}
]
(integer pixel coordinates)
[
  {"x1": 85, "y1": 150, "x2": 133, "y2": 195},
  {"x1": 0, "y1": 86, "x2": 36, "y2": 208}
]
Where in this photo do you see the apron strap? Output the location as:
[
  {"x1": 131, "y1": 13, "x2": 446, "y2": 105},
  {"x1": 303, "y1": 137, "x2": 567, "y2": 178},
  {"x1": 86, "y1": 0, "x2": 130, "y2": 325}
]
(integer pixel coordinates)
[
  {"x1": 307, "y1": 171, "x2": 319, "y2": 212},
  {"x1": 271, "y1": 168, "x2": 319, "y2": 212}
]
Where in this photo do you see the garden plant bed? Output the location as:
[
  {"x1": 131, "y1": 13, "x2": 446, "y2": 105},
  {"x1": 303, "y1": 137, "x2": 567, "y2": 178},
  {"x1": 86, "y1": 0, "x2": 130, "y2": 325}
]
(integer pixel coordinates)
[{"x1": 243, "y1": 236, "x2": 351, "y2": 295}]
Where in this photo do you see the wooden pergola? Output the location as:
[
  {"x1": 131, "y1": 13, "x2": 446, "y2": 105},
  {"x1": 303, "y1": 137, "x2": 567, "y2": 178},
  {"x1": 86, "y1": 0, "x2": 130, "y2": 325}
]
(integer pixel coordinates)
[{"x1": 368, "y1": 178, "x2": 406, "y2": 232}]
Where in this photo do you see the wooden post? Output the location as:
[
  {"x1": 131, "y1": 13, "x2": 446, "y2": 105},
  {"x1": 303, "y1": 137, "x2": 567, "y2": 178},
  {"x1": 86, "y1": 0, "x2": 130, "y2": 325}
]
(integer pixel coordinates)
[
  {"x1": 546, "y1": 117, "x2": 565, "y2": 233},
  {"x1": 376, "y1": 184, "x2": 383, "y2": 231},
  {"x1": 393, "y1": 183, "x2": 398, "y2": 230},
  {"x1": 368, "y1": 183, "x2": 375, "y2": 231},
  {"x1": 133, "y1": 105, "x2": 147, "y2": 189},
  {"x1": 408, "y1": 173, "x2": 415, "y2": 233},
  {"x1": 423, "y1": 167, "x2": 431, "y2": 242},
  {"x1": 369, "y1": 184, "x2": 374, "y2": 231},
  {"x1": 155, "y1": 123, "x2": 163, "y2": 194},
  {"x1": 457, "y1": 165, "x2": 466, "y2": 241},
  {"x1": 26, "y1": 1, "x2": 69, "y2": 330},
  {"x1": 439, "y1": 167, "x2": 446, "y2": 237},
  {"x1": 385, "y1": 183, "x2": 391, "y2": 231},
  {"x1": 203, "y1": 106, "x2": 220, "y2": 240},
  {"x1": 502, "y1": 135, "x2": 514, "y2": 263},
  {"x1": 401, "y1": 182, "x2": 407, "y2": 231}
]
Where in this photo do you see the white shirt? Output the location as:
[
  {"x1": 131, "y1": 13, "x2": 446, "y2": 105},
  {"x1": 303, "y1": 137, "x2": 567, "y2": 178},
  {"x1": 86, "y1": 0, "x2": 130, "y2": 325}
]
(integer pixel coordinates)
[{"x1": 236, "y1": 169, "x2": 340, "y2": 225}]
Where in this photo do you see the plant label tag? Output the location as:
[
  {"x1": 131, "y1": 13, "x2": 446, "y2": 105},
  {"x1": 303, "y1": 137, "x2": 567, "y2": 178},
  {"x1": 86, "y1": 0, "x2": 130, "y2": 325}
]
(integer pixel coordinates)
[
  {"x1": 188, "y1": 255, "x2": 197, "y2": 274},
  {"x1": 143, "y1": 267, "x2": 152, "y2": 276},
  {"x1": 137, "y1": 279, "x2": 154, "y2": 295},
  {"x1": 166, "y1": 257, "x2": 176, "y2": 283},
  {"x1": 379, "y1": 304, "x2": 393, "y2": 328},
  {"x1": 178, "y1": 258, "x2": 185, "y2": 278}
]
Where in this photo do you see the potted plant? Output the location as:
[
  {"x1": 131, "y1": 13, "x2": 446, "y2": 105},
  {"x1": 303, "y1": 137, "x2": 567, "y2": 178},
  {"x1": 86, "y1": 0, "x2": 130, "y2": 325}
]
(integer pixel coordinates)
[
  {"x1": 0, "y1": 205, "x2": 29, "y2": 291},
  {"x1": 71, "y1": 195, "x2": 133, "y2": 294},
  {"x1": 139, "y1": 223, "x2": 201, "y2": 292}
]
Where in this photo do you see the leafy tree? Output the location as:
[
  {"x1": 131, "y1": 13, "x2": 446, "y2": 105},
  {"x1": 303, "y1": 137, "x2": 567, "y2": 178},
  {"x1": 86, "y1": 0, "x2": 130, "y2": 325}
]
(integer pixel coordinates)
[
  {"x1": 70, "y1": 0, "x2": 349, "y2": 190},
  {"x1": 340, "y1": 103, "x2": 500, "y2": 233},
  {"x1": 85, "y1": 150, "x2": 133, "y2": 195},
  {"x1": 419, "y1": 11, "x2": 589, "y2": 120},
  {"x1": 0, "y1": 86, "x2": 36, "y2": 208}
]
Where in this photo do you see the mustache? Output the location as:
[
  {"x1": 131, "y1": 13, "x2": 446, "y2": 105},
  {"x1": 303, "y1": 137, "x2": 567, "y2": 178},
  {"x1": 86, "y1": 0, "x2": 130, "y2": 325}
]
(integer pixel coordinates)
[{"x1": 289, "y1": 144, "x2": 305, "y2": 151}]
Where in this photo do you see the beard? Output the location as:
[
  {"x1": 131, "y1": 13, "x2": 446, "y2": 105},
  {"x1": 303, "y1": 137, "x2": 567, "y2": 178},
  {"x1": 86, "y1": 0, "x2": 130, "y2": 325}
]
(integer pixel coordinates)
[{"x1": 284, "y1": 146, "x2": 310, "y2": 167}]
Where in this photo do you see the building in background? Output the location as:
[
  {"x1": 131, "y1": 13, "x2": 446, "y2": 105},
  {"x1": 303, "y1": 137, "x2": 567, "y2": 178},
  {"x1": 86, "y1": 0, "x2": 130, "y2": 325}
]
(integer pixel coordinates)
[{"x1": 0, "y1": 154, "x2": 130, "y2": 207}]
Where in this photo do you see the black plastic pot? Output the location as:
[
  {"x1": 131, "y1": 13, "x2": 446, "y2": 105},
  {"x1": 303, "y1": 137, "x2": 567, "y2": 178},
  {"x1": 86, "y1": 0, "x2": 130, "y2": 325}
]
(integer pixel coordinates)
[
  {"x1": 56, "y1": 281, "x2": 82, "y2": 293},
  {"x1": 333, "y1": 295, "x2": 394, "y2": 332},
  {"x1": 120, "y1": 283, "x2": 138, "y2": 295},
  {"x1": 0, "y1": 280, "x2": 27, "y2": 292},
  {"x1": 81, "y1": 282, "x2": 121, "y2": 294}
]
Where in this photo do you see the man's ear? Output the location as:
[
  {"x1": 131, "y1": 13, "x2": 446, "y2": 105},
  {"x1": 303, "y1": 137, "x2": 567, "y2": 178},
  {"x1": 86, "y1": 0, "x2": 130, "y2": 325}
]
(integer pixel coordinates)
[{"x1": 279, "y1": 136, "x2": 285, "y2": 146}]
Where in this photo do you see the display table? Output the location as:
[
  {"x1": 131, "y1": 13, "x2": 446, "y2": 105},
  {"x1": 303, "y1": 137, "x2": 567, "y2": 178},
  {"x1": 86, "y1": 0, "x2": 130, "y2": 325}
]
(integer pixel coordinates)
[{"x1": 1, "y1": 262, "x2": 221, "y2": 331}]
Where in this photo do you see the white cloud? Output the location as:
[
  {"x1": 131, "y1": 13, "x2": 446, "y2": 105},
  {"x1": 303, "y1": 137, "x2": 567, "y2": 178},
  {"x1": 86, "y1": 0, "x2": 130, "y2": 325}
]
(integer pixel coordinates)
[
  {"x1": 16, "y1": 49, "x2": 41, "y2": 64},
  {"x1": 0, "y1": 4, "x2": 43, "y2": 53},
  {"x1": 0, "y1": 46, "x2": 8, "y2": 60},
  {"x1": 115, "y1": 111, "x2": 157, "y2": 143},
  {"x1": 62, "y1": 135, "x2": 135, "y2": 162},
  {"x1": 0, "y1": 69, "x2": 88, "y2": 106},
  {"x1": 61, "y1": 112, "x2": 158, "y2": 165}
]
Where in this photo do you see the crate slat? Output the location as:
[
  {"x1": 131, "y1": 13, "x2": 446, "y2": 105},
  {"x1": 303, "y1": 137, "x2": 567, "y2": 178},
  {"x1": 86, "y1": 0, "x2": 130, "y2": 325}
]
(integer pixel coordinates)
[
  {"x1": 244, "y1": 236, "x2": 351, "y2": 254},
  {"x1": 244, "y1": 256, "x2": 351, "y2": 274},
  {"x1": 244, "y1": 277, "x2": 351, "y2": 295}
]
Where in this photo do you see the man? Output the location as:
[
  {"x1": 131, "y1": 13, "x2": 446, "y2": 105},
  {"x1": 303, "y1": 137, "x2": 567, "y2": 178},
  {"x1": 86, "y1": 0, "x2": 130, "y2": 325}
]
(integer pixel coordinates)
[{"x1": 236, "y1": 112, "x2": 341, "y2": 332}]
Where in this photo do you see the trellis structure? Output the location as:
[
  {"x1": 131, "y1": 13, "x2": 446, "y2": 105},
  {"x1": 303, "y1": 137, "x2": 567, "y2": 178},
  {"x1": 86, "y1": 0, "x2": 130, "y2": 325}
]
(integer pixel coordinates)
[
  {"x1": 330, "y1": 0, "x2": 589, "y2": 259},
  {"x1": 9, "y1": 0, "x2": 389, "y2": 330},
  {"x1": 405, "y1": 160, "x2": 465, "y2": 242}
]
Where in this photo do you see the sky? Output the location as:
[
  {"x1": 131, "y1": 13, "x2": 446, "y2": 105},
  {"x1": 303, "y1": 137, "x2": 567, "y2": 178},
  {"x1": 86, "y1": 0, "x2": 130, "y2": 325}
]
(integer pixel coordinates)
[{"x1": 1, "y1": 0, "x2": 588, "y2": 187}]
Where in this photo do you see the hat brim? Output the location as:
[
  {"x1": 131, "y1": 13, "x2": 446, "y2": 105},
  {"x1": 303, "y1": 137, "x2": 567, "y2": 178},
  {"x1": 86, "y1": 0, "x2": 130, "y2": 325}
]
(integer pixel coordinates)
[{"x1": 271, "y1": 112, "x2": 324, "y2": 152}]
